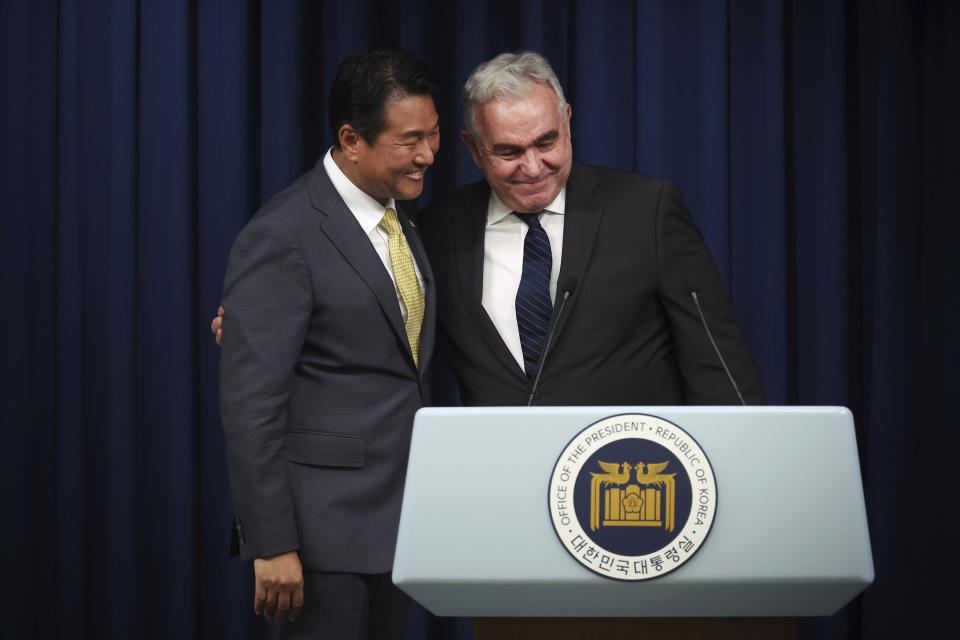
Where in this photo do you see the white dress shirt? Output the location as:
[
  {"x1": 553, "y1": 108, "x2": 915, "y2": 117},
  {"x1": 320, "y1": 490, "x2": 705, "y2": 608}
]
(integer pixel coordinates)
[
  {"x1": 323, "y1": 149, "x2": 424, "y2": 323},
  {"x1": 481, "y1": 187, "x2": 566, "y2": 370}
]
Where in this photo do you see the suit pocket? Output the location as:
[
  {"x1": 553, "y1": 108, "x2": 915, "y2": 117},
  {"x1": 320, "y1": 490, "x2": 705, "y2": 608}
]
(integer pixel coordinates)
[{"x1": 285, "y1": 430, "x2": 366, "y2": 468}]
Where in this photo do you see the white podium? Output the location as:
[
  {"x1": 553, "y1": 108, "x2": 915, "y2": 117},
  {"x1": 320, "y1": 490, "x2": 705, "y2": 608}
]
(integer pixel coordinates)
[{"x1": 393, "y1": 407, "x2": 873, "y2": 637}]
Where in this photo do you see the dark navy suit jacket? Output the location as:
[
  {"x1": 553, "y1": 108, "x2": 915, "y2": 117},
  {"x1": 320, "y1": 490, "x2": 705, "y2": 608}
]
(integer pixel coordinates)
[{"x1": 419, "y1": 162, "x2": 763, "y2": 407}]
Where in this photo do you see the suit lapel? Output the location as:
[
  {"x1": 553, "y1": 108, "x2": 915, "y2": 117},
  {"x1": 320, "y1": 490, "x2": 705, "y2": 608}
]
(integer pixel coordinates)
[
  {"x1": 306, "y1": 161, "x2": 412, "y2": 367},
  {"x1": 453, "y1": 182, "x2": 529, "y2": 379},
  {"x1": 452, "y1": 167, "x2": 605, "y2": 381},
  {"x1": 553, "y1": 163, "x2": 604, "y2": 341}
]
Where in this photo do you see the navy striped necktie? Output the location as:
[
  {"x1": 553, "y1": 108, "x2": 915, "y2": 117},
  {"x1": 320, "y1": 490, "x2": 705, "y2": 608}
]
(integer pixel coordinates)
[{"x1": 515, "y1": 212, "x2": 553, "y2": 377}]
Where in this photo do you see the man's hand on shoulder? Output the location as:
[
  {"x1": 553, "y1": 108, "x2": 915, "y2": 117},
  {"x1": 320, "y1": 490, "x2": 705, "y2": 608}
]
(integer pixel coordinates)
[
  {"x1": 253, "y1": 550, "x2": 304, "y2": 621},
  {"x1": 211, "y1": 306, "x2": 224, "y2": 345}
]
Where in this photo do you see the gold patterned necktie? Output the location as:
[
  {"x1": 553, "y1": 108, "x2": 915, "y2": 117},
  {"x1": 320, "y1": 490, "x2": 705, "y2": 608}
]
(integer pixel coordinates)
[{"x1": 380, "y1": 207, "x2": 425, "y2": 367}]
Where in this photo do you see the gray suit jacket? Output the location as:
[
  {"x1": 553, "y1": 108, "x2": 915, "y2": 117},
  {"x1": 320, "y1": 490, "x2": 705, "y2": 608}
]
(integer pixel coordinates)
[{"x1": 219, "y1": 158, "x2": 435, "y2": 573}]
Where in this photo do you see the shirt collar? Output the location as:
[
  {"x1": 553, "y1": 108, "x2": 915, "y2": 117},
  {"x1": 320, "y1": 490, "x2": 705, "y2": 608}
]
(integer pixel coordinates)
[
  {"x1": 487, "y1": 185, "x2": 567, "y2": 225},
  {"x1": 323, "y1": 147, "x2": 396, "y2": 233}
]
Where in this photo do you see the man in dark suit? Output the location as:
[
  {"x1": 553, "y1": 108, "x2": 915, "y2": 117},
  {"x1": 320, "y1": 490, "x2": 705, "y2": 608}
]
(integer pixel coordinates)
[
  {"x1": 419, "y1": 51, "x2": 764, "y2": 406},
  {"x1": 218, "y1": 49, "x2": 441, "y2": 638}
]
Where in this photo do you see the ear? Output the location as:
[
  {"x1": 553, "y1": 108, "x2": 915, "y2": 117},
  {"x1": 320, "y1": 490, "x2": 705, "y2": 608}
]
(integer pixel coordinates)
[
  {"x1": 338, "y1": 124, "x2": 364, "y2": 162},
  {"x1": 461, "y1": 130, "x2": 483, "y2": 169}
]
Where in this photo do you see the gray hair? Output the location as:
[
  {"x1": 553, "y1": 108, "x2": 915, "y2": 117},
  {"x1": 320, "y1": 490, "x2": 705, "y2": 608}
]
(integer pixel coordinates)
[{"x1": 461, "y1": 51, "x2": 567, "y2": 139}]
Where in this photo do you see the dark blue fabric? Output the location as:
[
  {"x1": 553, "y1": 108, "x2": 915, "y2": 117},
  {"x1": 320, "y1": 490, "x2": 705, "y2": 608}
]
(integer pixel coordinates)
[
  {"x1": 2, "y1": 1, "x2": 957, "y2": 638},
  {"x1": 515, "y1": 213, "x2": 553, "y2": 377}
]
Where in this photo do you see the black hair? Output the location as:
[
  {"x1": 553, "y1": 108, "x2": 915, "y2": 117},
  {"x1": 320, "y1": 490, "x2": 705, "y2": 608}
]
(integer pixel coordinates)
[{"x1": 327, "y1": 48, "x2": 443, "y2": 148}]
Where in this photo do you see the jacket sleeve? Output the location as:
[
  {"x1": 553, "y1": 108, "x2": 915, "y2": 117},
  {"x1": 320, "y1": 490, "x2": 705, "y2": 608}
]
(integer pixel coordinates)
[
  {"x1": 654, "y1": 182, "x2": 766, "y2": 405},
  {"x1": 219, "y1": 215, "x2": 312, "y2": 560}
]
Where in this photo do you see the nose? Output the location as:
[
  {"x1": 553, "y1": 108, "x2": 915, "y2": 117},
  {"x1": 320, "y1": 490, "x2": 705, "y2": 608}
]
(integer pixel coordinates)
[
  {"x1": 518, "y1": 147, "x2": 543, "y2": 176},
  {"x1": 414, "y1": 137, "x2": 436, "y2": 167}
]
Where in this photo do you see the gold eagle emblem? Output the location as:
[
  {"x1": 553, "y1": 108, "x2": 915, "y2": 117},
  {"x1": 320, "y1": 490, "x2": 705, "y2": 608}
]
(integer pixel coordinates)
[{"x1": 589, "y1": 461, "x2": 676, "y2": 532}]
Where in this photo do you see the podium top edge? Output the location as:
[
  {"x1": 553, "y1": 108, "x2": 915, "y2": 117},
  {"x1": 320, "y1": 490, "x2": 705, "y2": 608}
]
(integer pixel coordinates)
[{"x1": 415, "y1": 405, "x2": 853, "y2": 415}]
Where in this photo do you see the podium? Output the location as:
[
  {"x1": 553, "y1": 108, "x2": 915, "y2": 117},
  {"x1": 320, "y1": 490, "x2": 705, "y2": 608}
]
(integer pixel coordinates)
[{"x1": 393, "y1": 407, "x2": 874, "y2": 639}]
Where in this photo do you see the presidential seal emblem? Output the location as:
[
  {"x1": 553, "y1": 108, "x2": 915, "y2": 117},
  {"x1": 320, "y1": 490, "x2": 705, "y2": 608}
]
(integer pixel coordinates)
[{"x1": 548, "y1": 413, "x2": 717, "y2": 580}]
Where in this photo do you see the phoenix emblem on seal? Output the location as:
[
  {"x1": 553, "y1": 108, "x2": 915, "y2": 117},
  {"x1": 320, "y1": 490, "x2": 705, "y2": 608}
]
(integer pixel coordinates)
[{"x1": 589, "y1": 461, "x2": 676, "y2": 532}]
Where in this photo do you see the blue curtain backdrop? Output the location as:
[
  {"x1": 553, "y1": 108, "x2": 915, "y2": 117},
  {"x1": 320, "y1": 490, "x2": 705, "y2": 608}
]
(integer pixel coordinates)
[{"x1": 2, "y1": 0, "x2": 957, "y2": 638}]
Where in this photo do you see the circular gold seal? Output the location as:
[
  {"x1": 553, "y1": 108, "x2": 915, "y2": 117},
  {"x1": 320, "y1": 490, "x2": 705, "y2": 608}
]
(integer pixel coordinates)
[{"x1": 548, "y1": 413, "x2": 717, "y2": 580}]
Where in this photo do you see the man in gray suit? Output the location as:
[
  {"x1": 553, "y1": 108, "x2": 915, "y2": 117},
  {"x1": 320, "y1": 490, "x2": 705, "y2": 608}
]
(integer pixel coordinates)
[{"x1": 218, "y1": 49, "x2": 441, "y2": 638}]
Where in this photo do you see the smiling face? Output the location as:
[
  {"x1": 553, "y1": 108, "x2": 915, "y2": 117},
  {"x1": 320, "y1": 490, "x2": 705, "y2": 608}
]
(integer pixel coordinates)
[
  {"x1": 340, "y1": 94, "x2": 440, "y2": 204},
  {"x1": 463, "y1": 82, "x2": 572, "y2": 213}
]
